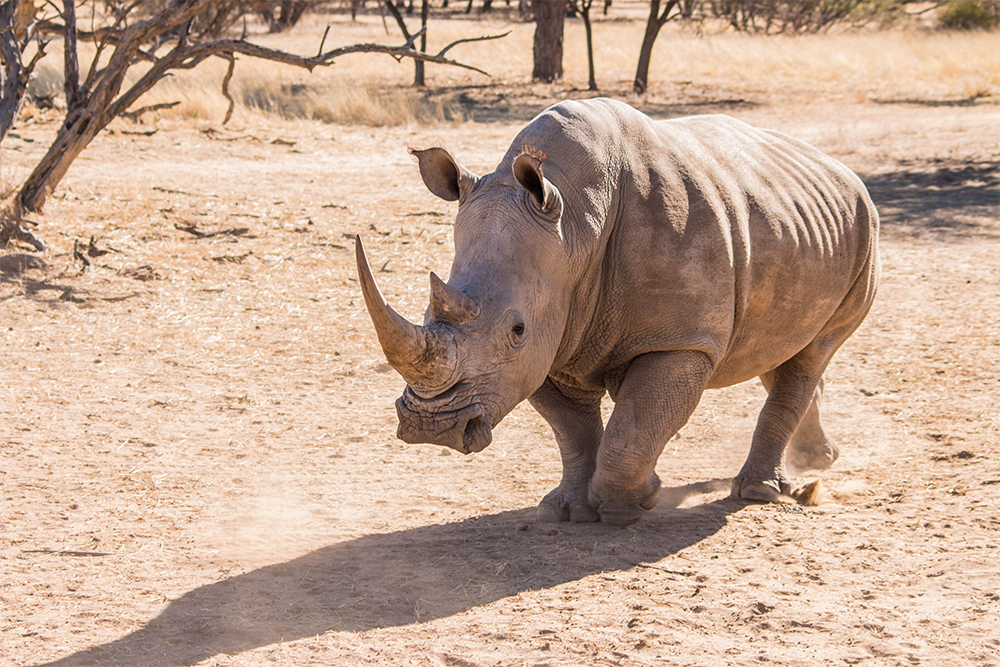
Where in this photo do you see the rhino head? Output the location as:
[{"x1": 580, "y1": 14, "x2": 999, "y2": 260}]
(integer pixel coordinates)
[{"x1": 356, "y1": 145, "x2": 570, "y2": 454}]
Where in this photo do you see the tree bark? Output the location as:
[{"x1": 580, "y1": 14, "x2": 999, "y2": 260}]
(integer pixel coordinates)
[
  {"x1": 633, "y1": 0, "x2": 677, "y2": 94},
  {"x1": 62, "y1": 0, "x2": 83, "y2": 111},
  {"x1": 0, "y1": 0, "x2": 26, "y2": 144},
  {"x1": 414, "y1": 0, "x2": 428, "y2": 86},
  {"x1": 532, "y1": 0, "x2": 566, "y2": 83},
  {"x1": 581, "y1": 1, "x2": 596, "y2": 90}
]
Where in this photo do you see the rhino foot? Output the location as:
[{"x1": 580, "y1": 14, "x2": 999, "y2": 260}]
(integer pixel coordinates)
[
  {"x1": 587, "y1": 473, "x2": 661, "y2": 527},
  {"x1": 786, "y1": 436, "x2": 840, "y2": 473},
  {"x1": 538, "y1": 486, "x2": 599, "y2": 523},
  {"x1": 730, "y1": 476, "x2": 793, "y2": 503}
]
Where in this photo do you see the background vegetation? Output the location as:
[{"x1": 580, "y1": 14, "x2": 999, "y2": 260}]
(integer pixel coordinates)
[{"x1": 0, "y1": 0, "x2": 997, "y2": 248}]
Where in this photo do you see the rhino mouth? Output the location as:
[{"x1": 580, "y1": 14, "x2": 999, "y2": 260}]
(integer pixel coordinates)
[{"x1": 395, "y1": 386, "x2": 493, "y2": 454}]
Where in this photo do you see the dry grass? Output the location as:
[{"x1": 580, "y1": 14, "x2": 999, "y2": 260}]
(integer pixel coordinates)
[{"x1": 26, "y1": 13, "x2": 1000, "y2": 126}]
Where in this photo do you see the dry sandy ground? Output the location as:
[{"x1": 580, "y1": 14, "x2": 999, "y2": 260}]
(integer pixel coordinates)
[{"x1": 1, "y1": 90, "x2": 998, "y2": 666}]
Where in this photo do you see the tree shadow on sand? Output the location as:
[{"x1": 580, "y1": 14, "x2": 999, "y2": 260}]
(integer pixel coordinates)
[
  {"x1": 426, "y1": 85, "x2": 758, "y2": 124},
  {"x1": 38, "y1": 479, "x2": 736, "y2": 667},
  {"x1": 862, "y1": 161, "x2": 1000, "y2": 242},
  {"x1": 0, "y1": 253, "x2": 80, "y2": 304}
]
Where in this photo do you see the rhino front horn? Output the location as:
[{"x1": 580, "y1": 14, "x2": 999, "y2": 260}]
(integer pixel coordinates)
[{"x1": 355, "y1": 237, "x2": 458, "y2": 394}]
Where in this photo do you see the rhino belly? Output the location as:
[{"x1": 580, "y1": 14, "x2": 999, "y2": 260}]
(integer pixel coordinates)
[{"x1": 707, "y1": 255, "x2": 866, "y2": 388}]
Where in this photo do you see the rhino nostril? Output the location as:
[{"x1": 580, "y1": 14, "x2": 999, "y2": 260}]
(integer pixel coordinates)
[
  {"x1": 462, "y1": 414, "x2": 493, "y2": 453},
  {"x1": 464, "y1": 416, "x2": 482, "y2": 440}
]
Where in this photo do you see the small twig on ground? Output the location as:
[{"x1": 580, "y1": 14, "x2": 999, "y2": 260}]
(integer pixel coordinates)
[
  {"x1": 23, "y1": 549, "x2": 113, "y2": 557},
  {"x1": 100, "y1": 293, "x2": 142, "y2": 302},
  {"x1": 1, "y1": 223, "x2": 47, "y2": 251},
  {"x1": 636, "y1": 563, "x2": 695, "y2": 576},
  {"x1": 174, "y1": 222, "x2": 251, "y2": 238},
  {"x1": 87, "y1": 236, "x2": 118, "y2": 257},
  {"x1": 211, "y1": 251, "x2": 253, "y2": 263},
  {"x1": 73, "y1": 238, "x2": 92, "y2": 270},
  {"x1": 198, "y1": 129, "x2": 258, "y2": 143}
]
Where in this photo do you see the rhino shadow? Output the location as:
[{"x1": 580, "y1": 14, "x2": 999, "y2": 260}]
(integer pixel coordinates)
[
  {"x1": 862, "y1": 161, "x2": 1000, "y2": 241},
  {"x1": 37, "y1": 480, "x2": 737, "y2": 667}
]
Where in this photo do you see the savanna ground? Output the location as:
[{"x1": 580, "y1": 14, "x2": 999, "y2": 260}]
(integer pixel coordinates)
[{"x1": 1, "y1": 10, "x2": 999, "y2": 667}]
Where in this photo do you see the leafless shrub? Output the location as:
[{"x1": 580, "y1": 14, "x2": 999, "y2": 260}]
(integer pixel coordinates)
[{"x1": 707, "y1": 0, "x2": 889, "y2": 33}]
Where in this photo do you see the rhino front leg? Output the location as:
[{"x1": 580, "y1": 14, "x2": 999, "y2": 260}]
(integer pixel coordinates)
[
  {"x1": 589, "y1": 351, "x2": 714, "y2": 526},
  {"x1": 529, "y1": 379, "x2": 605, "y2": 523}
]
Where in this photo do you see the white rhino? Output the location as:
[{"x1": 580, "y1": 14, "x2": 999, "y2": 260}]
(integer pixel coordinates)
[{"x1": 356, "y1": 98, "x2": 880, "y2": 525}]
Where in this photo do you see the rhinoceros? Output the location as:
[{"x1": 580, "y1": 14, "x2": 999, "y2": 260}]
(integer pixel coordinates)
[{"x1": 355, "y1": 98, "x2": 879, "y2": 525}]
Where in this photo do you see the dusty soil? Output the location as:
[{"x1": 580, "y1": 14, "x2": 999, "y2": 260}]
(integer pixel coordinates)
[{"x1": 1, "y1": 91, "x2": 998, "y2": 667}]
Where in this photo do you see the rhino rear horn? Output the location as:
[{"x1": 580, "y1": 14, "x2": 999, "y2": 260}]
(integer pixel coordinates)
[
  {"x1": 355, "y1": 237, "x2": 457, "y2": 393},
  {"x1": 429, "y1": 272, "x2": 479, "y2": 325}
]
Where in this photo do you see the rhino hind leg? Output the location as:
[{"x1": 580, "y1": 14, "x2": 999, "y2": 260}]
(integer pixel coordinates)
[
  {"x1": 529, "y1": 379, "x2": 604, "y2": 523},
  {"x1": 785, "y1": 379, "x2": 840, "y2": 473},
  {"x1": 731, "y1": 362, "x2": 821, "y2": 503},
  {"x1": 759, "y1": 374, "x2": 840, "y2": 474},
  {"x1": 734, "y1": 247, "x2": 878, "y2": 503}
]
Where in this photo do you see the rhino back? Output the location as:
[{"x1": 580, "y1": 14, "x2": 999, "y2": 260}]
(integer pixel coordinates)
[{"x1": 523, "y1": 102, "x2": 878, "y2": 393}]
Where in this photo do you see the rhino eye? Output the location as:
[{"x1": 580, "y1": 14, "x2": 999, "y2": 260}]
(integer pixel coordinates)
[{"x1": 509, "y1": 321, "x2": 526, "y2": 347}]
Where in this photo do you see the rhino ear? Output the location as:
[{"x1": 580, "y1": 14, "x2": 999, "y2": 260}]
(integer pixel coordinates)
[
  {"x1": 513, "y1": 150, "x2": 561, "y2": 218},
  {"x1": 409, "y1": 146, "x2": 479, "y2": 203}
]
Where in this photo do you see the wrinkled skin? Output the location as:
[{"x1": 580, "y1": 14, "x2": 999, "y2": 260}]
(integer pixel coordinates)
[{"x1": 357, "y1": 98, "x2": 880, "y2": 526}]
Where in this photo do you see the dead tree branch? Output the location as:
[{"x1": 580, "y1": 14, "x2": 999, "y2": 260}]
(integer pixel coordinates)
[
  {"x1": 220, "y1": 53, "x2": 235, "y2": 125},
  {"x1": 1, "y1": 0, "x2": 506, "y2": 251},
  {"x1": 62, "y1": 0, "x2": 83, "y2": 110},
  {"x1": 118, "y1": 100, "x2": 180, "y2": 122}
]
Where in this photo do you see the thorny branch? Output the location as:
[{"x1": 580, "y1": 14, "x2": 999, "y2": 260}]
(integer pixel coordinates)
[{"x1": 2, "y1": 0, "x2": 507, "y2": 250}]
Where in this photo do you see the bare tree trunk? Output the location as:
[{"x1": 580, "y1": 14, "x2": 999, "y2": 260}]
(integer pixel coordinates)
[
  {"x1": 17, "y1": 118, "x2": 98, "y2": 215},
  {"x1": 633, "y1": 0, "x2": 678, "y2": 94},
  {"x1": 633, "y1": 5, "x2": 659, "y2": 94},
  {"x1": 62, "y1": 0, "x2": 83, "y2": 111},
  {"x1": 1, "y1": 0, "x2": 48, "y2": 249},
  {"x1": 414, "y1": 0, "x2": 428, "y2": 86},
  {"x1": 581, "y1": 0, "x2": 597, "y2": 90},
  {"x1": 532, "y1": 0, "x2": 566, "y2": 82},
  {"x1": 0, "y1": 0, "x2": 27, "y2": 144}
]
